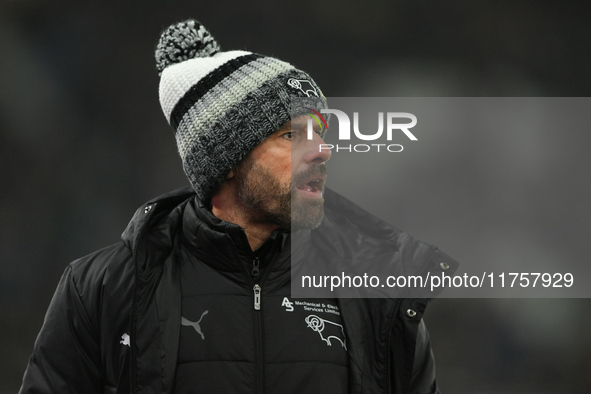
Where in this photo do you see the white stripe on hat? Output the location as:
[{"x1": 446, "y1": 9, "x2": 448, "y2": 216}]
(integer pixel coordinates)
[{"x1": 158, "y1": 50, "x2": 251, "y2": 121}]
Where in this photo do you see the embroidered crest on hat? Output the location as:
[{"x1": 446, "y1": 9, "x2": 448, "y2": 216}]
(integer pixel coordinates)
[{"x1": 287, "y1": 78, "x2": 319, "y2": 97}]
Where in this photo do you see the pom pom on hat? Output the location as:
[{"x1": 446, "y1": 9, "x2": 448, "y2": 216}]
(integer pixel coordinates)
[{"x1": 155, "y1": 19, "x2": 221, "y2": 75}]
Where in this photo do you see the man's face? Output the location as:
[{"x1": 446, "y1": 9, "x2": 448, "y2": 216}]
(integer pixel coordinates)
[{"x1": 234, "y1": 116, "x2": 331, "y2": 230}]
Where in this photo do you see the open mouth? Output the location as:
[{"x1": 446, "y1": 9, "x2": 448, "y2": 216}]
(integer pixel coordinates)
[
  {"x1": 296, "y1": 179, "x2": 324, "y2": 195},
  {"x1": 293, "y1": 164, "x2": 327, "y2": 198}
]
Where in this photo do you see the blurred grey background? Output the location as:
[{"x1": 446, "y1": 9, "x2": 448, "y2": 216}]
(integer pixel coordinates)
[{"x1": 1, "y1": 1, "x2": 590, "y2": 393}]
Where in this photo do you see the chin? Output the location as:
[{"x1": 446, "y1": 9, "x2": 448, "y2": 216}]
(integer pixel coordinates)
[{"x1": 290, "y1": 200, "x2": 325, "y2": 230}]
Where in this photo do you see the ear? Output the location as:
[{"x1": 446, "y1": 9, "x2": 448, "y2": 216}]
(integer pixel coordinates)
[{"x1": 227, "y1": 169, "x2": 235, "y2": 179}]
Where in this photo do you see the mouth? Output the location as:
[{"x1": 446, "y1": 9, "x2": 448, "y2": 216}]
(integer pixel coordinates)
[{"x1": 296, "y1": 177, "x2": 325, "y2": 197}]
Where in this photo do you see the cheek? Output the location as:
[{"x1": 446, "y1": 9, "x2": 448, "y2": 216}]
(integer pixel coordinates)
[
  {"x1": 289, "y1": 153, "x2": 307, "y2": 176},
  {"x1": 269, "y1": 153, "x2": 292, "y2": 177},
  {"x1": 252, "y1": 145, "x2": 294, "y2": 180}
]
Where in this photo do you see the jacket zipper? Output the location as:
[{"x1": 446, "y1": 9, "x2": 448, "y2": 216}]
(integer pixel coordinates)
[
  {"x1": 253, "y1": 284, "x2": 261, "y2": 310},
  {"x1": 232, "y1": 237, "x2": 277, "y2": 394},
  {"x1": 251, "y1": 257, "x2": 264, "y2": 393},
  {"x1": 252, "y1": 257, "x2": 260, "y2": 277},
  {"x1": 253, "y1": 282, "x2": 263, "y2": 393}
]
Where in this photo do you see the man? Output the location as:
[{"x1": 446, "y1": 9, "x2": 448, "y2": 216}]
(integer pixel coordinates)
[{"x1": 20, "y1": 20, "x2": 458, "y2": 393}]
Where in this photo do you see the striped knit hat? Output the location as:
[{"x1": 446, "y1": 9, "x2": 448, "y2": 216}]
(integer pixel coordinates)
[{"x1": 155, "y1": 19, "x2": 327, "y2": 202}]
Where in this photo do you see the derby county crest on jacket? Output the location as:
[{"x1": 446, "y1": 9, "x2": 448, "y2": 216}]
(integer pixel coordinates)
[{"x1": 305, "y1": 315, "x2": 347, "y2": 350}]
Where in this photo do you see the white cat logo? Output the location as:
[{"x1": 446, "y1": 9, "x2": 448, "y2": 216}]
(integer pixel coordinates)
[
  {"x1": 281, "y1": 297, "x2": 294, "y2": 312},
  {"x1": 120, "y1": 333, "x2": 130, "y2": 347},
  {"x1": 287, "y1": 78, "x2": 319, "y2": 97},
  {"x1": 181, "y1": 310, "x2": 209, "y2": 340},
  {"x1": 305, "y1": 315, "x2": 347, "y2": 350}
]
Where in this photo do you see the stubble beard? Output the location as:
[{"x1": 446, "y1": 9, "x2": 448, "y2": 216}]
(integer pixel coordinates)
[{"x1": 235, "y1": 157, "x2": 326, "y2": 231}]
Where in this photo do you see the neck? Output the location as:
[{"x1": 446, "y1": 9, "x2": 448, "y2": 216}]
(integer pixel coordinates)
[{"x1": 211, "y1": 187, "x2": 279, "y2": 251}]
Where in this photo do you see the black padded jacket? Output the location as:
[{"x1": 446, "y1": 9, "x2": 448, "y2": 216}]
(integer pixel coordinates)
[{"x1": 19, "y1": 187, "x2": 458, "y2": 394}]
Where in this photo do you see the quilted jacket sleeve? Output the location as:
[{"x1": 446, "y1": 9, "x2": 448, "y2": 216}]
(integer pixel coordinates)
[
  {"x1": 408, "y1": 319, "x2": 440, "y2": 394},
  {"x1": 19, "y1": 265, "x2": 103, "y2": 394}
]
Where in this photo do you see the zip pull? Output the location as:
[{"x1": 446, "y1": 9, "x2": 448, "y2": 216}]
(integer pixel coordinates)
[
  {"x1": 251, "y1": 257, "x2": 260, "y2": 276},
  {"x1": 253, "y1": 284, "x2": 261, "y2": 310}
]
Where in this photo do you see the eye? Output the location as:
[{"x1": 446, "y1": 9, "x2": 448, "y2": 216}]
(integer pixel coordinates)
[{"x1": 282, "y1": 131, "x2": 294, "y2": 140}]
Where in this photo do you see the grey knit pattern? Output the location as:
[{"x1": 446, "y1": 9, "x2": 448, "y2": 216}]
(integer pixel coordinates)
[{"x1": 156, "y1": 19, "x2": 327, "y2": 201}]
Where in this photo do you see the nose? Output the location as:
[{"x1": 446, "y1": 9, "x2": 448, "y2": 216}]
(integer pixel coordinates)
[{"x1": 303, "y1": 131, "x2": 331, "y2": 164}]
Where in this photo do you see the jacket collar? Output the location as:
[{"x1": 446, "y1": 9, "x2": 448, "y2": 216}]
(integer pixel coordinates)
[
  {"x1": 122, "y1": 186, "x2": 459, "y2": 288},
  {"x1": 180, "y1": 195, "x2": 291, "y2": 277}
]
